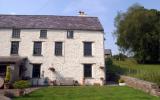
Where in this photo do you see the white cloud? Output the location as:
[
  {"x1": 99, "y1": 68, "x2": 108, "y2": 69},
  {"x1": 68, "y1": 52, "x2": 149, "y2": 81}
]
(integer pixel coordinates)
[{"x1": 10, "y1": 12, "x2": 16, "y2": 15}]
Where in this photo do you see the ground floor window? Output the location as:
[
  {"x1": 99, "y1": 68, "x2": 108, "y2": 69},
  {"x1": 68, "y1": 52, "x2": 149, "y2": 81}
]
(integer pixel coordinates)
[
  {"x1": 32, "y1": 64, "x2": 41, "y2": 78},
  {"x1": 0, "y1": 65, "x2": 7, "y2": 77},
  {"x1": 84, "y1": 64, "x2": 92, "y2": 78}
]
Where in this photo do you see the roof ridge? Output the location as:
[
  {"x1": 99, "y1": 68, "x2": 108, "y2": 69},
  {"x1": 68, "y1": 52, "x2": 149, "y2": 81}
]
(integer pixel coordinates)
[{"x1": 0, "y1": 14, "x2": 98, "y2": 18}]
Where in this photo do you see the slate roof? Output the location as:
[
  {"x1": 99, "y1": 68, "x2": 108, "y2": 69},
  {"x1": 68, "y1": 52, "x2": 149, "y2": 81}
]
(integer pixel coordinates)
[
  {"x1": 104, "y1": 49, "x2": 112, "y2": 55},
  {"x1": 0, "y1": 56, "x2": 27, "y2": 64},
  {"x1": 0, "y1": 15, "x2": 104, "y2": 31}
]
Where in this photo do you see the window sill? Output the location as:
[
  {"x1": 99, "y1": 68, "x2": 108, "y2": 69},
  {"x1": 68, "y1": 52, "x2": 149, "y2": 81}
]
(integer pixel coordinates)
[
  {"x1": 39, "y1": 37, "x2": 47, "y2": 39},
  {"x1": 10, "y1": 54, "x2": 19, "y2": 56},
  {"x1": 84, "y1": 55, "x2": 94, "y2": 57},
  {"x1": 84, "y1": 77, "x2": 93, "y2": 79},
  {"x1": 33, "y1": 54, "x2": 43, "y2": 57},
  {"x1": 12, "y1": 37, "x2": 20, "y2": 39},
  {"x1": 67, "y1": 38, "x2": 74, "y2": 39},
  {"x1": 10, "y1": 38, "x2": 21, "y2": 41},
  {"x1": 55, "y1": 55, "x2": 63, "y2": 57}
]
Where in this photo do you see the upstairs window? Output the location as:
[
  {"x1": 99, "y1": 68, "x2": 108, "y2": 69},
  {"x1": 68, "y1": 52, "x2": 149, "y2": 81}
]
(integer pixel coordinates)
[
  {"x1": 84, "y1": 42, "x2": 92, "y2": 56},
  {"x1": 84, "y1": 64, "x2": 92, "y2": 78},
  {"x1": 10, "y1": 41, "x2": 19, "y2": 55},
  {"x1": 67, "y1": 30, "x2": 74, "y2": 39},
  {"x1": 12, "y1": 29, "x2": 20, "y2": 38},
  {"x1": 33, "y1": 42, "x2": 42, "y2": 56},
  {"x1": 40, "y1": 30, "x2": 47, "y2": 38},
  {"x1": 32, "y1": 64, "x2": 41, "y2": 78},
  {"x1": 55, "y1": 42, "x2": 63, "y2": 56}
]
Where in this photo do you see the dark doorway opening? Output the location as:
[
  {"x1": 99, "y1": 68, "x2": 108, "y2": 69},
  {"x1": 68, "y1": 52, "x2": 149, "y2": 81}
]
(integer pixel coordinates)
[{"x1": 0, "y1": 65, "x2": 7, "y2": 77}]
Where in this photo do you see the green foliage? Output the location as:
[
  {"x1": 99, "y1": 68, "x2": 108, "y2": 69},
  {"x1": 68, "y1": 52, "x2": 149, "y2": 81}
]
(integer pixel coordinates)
[
  {"x1": 105, "y1": 58, "x2": 113, "y2": 66},
  {"x1": 5, "y1": 66, "x2": 11, "y2": 82},
  {"x1": 13, "y1": 80, "x2": 31, "y2": 89},
  {"x1": 112, "y1": 53, "x2": 127, "y2": 61},
  {"x1": 118, "y1": 79, "x2": 125, "y2": 83},
  {"x1": 105, "y1": 58, "x2": 120, "y2": 82},
  {"x1": 114, "y1": 3, "x2": 160, "y2": 64},
  {"x1": 114, "y1": 59, "x2": 160, "y2": 85}
]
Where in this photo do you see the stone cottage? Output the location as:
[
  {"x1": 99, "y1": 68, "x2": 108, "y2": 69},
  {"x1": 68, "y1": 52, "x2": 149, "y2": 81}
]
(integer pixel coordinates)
[{"x1": 0, "y1": 14, "x2": 105, "y2": 86}]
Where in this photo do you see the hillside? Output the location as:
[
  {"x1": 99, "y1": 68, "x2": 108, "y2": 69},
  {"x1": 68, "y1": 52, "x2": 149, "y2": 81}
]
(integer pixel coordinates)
[{"x1": 108, "y1": 58, "x2": 160, "y2": 85}]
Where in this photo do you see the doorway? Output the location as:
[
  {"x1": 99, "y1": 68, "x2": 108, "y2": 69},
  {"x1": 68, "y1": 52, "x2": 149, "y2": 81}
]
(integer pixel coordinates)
[{"x1": 0, "y1": 64, "x2": 7, "y2": 77}]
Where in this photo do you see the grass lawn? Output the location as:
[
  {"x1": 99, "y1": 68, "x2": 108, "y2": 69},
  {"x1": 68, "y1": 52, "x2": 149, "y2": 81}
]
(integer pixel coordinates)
[
  {"x1": 111, "y1": 59, "x2": 160, "y2": 85},
  {"x1": 13, "y1": 86, "x2": 160, "y2": 100}
]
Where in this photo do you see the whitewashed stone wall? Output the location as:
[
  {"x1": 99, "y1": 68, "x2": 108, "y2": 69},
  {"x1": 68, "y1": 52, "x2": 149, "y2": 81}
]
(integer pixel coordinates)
[{"x1": 0, "y1": 29, "x2": 105, "y2": 85}]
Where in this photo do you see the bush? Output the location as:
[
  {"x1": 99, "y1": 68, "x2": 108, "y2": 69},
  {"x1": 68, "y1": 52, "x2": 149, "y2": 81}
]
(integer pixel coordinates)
[
  {"x1": 118, "y1": 79, "x2": 125, "y2": 83},
  {"x1": 5, "y1": 66, "x2": 11, "y2": 82},
  {"x1": 105, "y1": 58, "x2": 113, "y2": 66},
  {"x1": 13, "y1": 80, "x2": 31, "y2": 89}
]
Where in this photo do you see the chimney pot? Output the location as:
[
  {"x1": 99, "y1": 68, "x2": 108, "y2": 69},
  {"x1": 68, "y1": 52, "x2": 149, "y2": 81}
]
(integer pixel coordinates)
[{"x1": 78, "y1": 11, "x2": 86, "y2": 16}]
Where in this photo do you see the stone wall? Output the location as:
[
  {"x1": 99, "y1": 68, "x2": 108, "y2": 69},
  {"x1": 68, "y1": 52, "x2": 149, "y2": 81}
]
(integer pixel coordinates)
[
  {"x1": 0, "y1": 29, "x2": 105, "y2": 85},
  {"x1": 120, "y1": 75, "x2": 160, "y2": 97},
  {"x1": 0, "y1": 87, "x2": 39, "y2": 97}
]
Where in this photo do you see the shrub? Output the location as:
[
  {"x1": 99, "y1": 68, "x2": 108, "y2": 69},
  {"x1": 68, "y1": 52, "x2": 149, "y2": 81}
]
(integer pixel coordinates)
[
  {"x1": 13, "y1": 80, "x2": 31, "y2": 89},
  {"x1": 105, "y1": 58, "x2": 113, "y2": 66},
  {"x1": 118, "y1": 79, "x2": 125, "y2": 83},
  {"x1": 5, "y1": 66, "x2": 11, "y2": 82}
]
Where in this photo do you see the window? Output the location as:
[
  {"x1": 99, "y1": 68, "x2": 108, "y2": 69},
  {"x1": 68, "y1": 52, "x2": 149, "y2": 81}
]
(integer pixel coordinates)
[
  {"x1": 0, "y1": 65, "x2": 6, "y2": 77},
  {"x1": 84, "y1": 42, "x2": 92, "y2": 56},
  {"x1": 10, "y1": 41, "x2": 19, "y2": 55},
  {"x1": 33, "y1": 42, "x2": 42, "y2": 56},
  {"x1": 84, "y1": 64, "x2": 92, "y2": 78},
  {"x1": 67, "y1": 30, "x2": 74, "y2": 39},
  {"x1": 40, "y1": 30, "x2": 47, "y2": 38},
  {"x1": 32, "y1": 64, "x2": 41, "y2": 78},
  {"x1": 12, "y1": 29, "x2": 20, "y2": 38},
  {"x1": 55, "y1": 42, "x2": 63, "y2": 56}
]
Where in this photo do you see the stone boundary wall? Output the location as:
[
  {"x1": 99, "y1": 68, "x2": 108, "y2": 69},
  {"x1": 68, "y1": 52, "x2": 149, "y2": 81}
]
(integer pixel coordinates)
[
  {"x1": 120, "y1": 75, "x2": 160, "y2": 96},
  {"x1": 0, "y1": 95, "x2": 11, "y2": 100},
  {"x1": 0, "y1": 87, "x2": 39, "y2": 99}
]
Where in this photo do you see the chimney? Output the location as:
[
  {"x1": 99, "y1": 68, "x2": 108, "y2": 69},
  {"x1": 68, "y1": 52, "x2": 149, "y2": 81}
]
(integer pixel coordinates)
[{"x1": 78, "y1": 11, "x2": 87, "y2": 16}]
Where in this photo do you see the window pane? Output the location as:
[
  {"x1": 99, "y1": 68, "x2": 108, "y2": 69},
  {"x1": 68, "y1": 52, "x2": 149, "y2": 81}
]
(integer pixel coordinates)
[
  {"x1": 32, "y1": 64, "x2": 41, "y2": 78},
  {"x1": 40, "y1": 30, "x2": 47, "y2": 38},
  {"x1": 33, "y1": 42, "x2": 42, "y2": 55},
  {"x1": 11, "y1": 41, "x2": 19, "y2": 54},
  {"x1": 12, "y1": 29, "x2": 20, "y2": 38},
  {"x1": 67, "y1": 31, "x2": 74, "y2": 39},
  {"x1": 55, "y1": 42, "x2": 62, "y2": 56},
  {"x1": 84, "y1": 42, "x2": 92, "y2": 56},
  {"x1": 84, "y1": 64, "x2": 92, "y2": 78}
]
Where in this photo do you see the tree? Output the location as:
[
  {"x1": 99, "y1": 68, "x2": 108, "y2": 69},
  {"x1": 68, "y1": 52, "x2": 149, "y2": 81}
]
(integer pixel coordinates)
[
  {"x1": 114, "y1": 3, "x2": 160, "y2": 63},
  {"x1": 5, "y1": 66, "x2": 11, "y2": 82},
  {"x1": 112, "y1": 53, "x2": 128, "y2": 61}
]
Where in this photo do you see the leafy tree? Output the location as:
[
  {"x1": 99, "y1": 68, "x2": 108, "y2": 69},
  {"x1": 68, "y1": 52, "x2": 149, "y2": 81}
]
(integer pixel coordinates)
[
  {"x1": 112, "y1": 53, "x2": 128, "y2": 61},
  {"x1": 114, "y1": 4, "x2": 160, "y2": 63}
]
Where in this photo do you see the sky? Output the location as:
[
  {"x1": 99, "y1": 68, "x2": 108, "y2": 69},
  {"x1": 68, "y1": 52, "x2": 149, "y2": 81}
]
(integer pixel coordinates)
[{"x1": 0, "y1": 0, "x2": 160, "y2": 55}]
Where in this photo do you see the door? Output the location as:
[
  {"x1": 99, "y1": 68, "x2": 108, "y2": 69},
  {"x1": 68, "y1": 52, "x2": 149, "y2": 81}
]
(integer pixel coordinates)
[{"x1": 0, "y1": 65, "x2": 7, "y2": 77}]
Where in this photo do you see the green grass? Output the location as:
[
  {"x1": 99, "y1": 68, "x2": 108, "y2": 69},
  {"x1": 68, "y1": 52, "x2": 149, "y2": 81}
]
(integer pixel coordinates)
[
  {"x1": 113, "y1": 58, "x2": 160, "y2": 85},
  {"x1": 13, "y1": 86, "x2": 160, "y2": 100}
]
